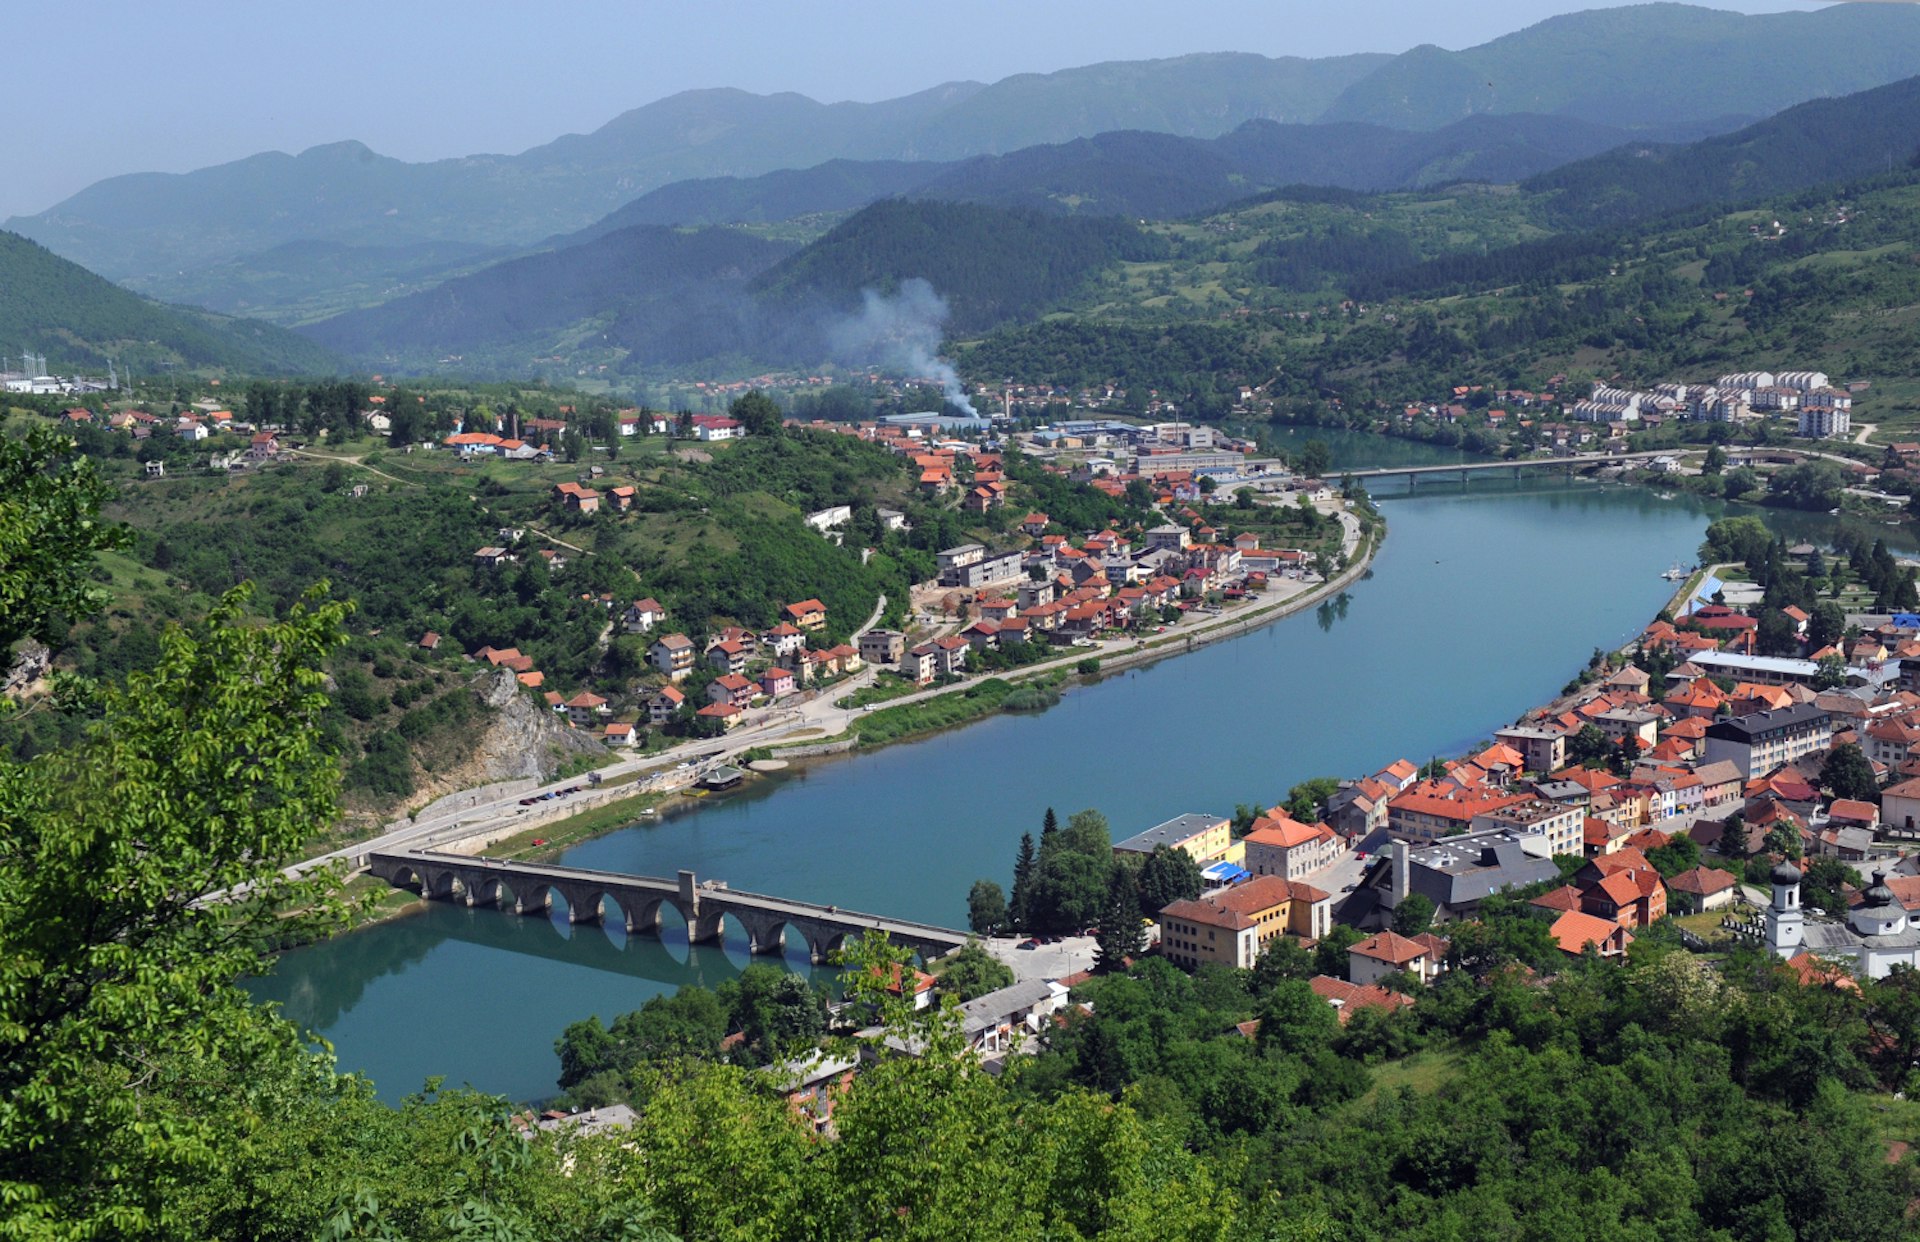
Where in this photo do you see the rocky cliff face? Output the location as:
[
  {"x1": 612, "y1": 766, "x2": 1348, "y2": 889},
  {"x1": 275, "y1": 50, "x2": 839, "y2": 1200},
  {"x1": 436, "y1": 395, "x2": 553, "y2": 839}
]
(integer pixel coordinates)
[{"x1": 402, "y1": 668, "x2": 606, "y2": 809}]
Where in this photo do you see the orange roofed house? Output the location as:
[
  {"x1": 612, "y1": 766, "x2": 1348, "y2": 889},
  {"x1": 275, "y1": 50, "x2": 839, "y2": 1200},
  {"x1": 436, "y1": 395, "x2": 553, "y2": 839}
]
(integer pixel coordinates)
[
  {"x1": 1158, "y1": 875, "x2": 1332, "y2": 970},
  {"x1": 1242, "y1": 812, "x2": 1341, "y2": 880},
  {"x1": 784, "y1": 599, "x2": 828, "y2": 632},
  {"x1": 1347, "y1": 930, "x2": 1449, "y2": 986}
]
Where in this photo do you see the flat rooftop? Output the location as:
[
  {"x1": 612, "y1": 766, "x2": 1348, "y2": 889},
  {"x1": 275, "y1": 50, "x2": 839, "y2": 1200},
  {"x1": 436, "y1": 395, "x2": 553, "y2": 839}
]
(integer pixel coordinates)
[{"x1": 1114, "y1": 812, "x2": 1228, "y2": 854}]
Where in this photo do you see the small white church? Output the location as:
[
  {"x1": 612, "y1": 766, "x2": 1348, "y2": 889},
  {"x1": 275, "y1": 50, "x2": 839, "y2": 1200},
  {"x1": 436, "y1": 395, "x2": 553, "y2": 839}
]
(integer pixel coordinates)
[{"x1": 1766, "y1": 859, "x2": 1920, "y2": 979}]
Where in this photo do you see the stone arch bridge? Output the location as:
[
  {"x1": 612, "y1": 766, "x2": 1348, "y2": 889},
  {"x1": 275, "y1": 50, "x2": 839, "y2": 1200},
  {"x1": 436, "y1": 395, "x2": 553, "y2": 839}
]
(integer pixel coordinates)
[{"x1": 367, "y1": 850, "x2": 969, "y2": 964}]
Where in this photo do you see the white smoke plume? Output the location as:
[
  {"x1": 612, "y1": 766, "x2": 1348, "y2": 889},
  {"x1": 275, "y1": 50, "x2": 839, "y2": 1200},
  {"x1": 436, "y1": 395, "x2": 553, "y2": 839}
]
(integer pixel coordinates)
[{"x1": 826, "y1": 277, "x2": 978, "y2": 416}]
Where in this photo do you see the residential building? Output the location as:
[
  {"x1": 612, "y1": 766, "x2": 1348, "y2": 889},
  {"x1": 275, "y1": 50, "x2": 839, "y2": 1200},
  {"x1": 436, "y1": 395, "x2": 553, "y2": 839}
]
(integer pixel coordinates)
[
  {"x1": 1348, "y1": 930, "x2": 1448, "y2": 986},
  {"x1": 1112, "y1": 813, "x2": 1233, "y2": 864},
  {"x1": 622, "y1": 597, "x2": 666, "y2": 634},
  {"x1": 903, "y1": 644, "x2": 940, "y2": 685},
  {"x1": 1386, "y1": 782, "x2": 1524, "y2": 844},
  {"x1": 763, "y1": 622, "x2": 806, "y2": 659},
  {"x1": 1667, "y1": 865, "x2": 1738, "y2": 911},
  {"x1": 1493, "y1": 726, "x2": 1566, "y2": 775},
  {"x1": 858, "y1": 629, "x2": 905, "y2": 665},
  {"x1": 1702, "y1": 705, "x2": 1833, "y2": 779},
  {"x1": 1242, "y1": 813, "x2": 1341, "y2": 880},
  {"x1": 784, "y1": 599, "x2": 828, "y2": 632},
  {"x1": 1470, "y1": 797, "x2": 1585, "y2": 859},
  {"x1": 563, "y1": 691, "x2": 610, "y2": 727},
  {"x1": 708, "y1": 673, "x2": 757, "y2": 708},
  {"x1": 706, "y1": 640, "x2": 749, "y2": 676},
  {"x1": 647, "y1": 685, "x2": 685, "y2": 725},
  {"x1": 940, "y1": 549, "x2": 1025, "y2": 589},
  {"x1": 649, "y1": 633, "x2": 696, "y2": 681},
  {"x1": 1158, "y1": 875, "x2": 1333, "y2": 970},
  {"x1": 1549, "y1": 910, "x2": 1634, "y2": 958}
]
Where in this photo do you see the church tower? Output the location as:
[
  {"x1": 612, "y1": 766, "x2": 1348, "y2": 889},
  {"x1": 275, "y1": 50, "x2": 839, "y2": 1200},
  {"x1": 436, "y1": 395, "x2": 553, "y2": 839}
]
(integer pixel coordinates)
[{"x1": 1765, "y1": 859, "x2": 1803, "y2": 956}]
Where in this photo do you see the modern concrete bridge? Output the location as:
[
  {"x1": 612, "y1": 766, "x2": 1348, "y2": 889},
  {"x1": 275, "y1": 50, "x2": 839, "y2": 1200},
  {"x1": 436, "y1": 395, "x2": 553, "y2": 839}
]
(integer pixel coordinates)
[
  {"x1": 1342, "y1": 450, "x2": 1675, "y2": 483},
  {"x1": 367, "y1": 850, "x2": 970, "y2": 963}
]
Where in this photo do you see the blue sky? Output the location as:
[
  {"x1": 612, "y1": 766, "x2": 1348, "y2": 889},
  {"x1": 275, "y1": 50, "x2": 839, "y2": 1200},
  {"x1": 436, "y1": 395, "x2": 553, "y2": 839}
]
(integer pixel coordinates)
[{"x1": 4, "y1": 0, "x2": 1822, "y2": 219}]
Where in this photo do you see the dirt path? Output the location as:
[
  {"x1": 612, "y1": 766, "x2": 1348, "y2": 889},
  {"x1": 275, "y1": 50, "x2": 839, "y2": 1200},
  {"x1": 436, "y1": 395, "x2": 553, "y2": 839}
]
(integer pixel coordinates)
[
  {"x1": 1855, "y1": 422, "x2": 1878, "y2": 446},
  {"x1": 285, "y1": 447, "x2": 418, "y2": 489}
]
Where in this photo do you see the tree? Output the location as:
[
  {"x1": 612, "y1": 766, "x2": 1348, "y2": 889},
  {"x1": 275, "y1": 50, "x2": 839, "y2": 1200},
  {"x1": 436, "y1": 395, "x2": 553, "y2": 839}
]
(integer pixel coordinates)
[
  {"x1": 1285, "y1": 776, "x2": 1340, "y2": 822},
  {"x1": 1093, "y1": 867, "x2": 1144, "y2": 973},
  {"x1": 1756, "y1": 608, "x2": 1799, "y2": 657},
  {"x1": 721, "y1": 965, "x2": 825, "y2": 1065},
  {"x1": 0, "y1": 584, "x2": 353, "y2": 1236},
  {"x1": 1251, "y1": 936, "x2": 1316, "y2": 992},
  {"x1": 1607, "y1": 734, "x2": 1641, "y2": 776},
  {"x1": 0, "y1": 427, "x2": 129, "y2": 652},
  {"x1": 1703, "y1": 443, "x2": 1727, "y2": 475},
  {"x1": 1820, "y1": 742, "x2": 1880, "y2": 803},
  {"x1": 1392, "y1": 893, "x2": 1436, "y2": 937},
  {"x1": 1566, "y1": 722, "x2": 1611, "y2": 767},
  {"x1": 968, "y1": 879, "x2": 1008, "y2": 935},
  {"x1": 1645, "y1": 835, "x2": 1701, "y2": 878},
  {"x1": 729, "y1": 390, "x2": 783, "y2": 438},
  {"x1": 1814, "y1": 652, "x2": 1849, "y2": 691},
  {"x1": 1808, "y1": 601, "x2": 1847, "y2": 651},
  {"x1": 1136, "y1": 845, "x2": 1202, "y2": 916},
  {"x1": 1009, "y1": 832, "x2": 1037, "y2": 930},
  {"x1": 561, "y1": 429, "x2": 587, "y2": 463},
  {"x1": 1294, "y1": 439, "x2": 1332, "y2": 480},
  {"x1": 939, "y1": 941, "x2": 1014, "y2": 1001}
]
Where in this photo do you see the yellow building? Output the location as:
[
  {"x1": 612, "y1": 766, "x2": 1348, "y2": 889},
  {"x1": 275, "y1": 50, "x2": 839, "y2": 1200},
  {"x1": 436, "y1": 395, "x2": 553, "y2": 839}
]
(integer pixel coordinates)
[
  {"x1": 1113, "y1": 813, "x2": 1232, "y2": 864},
  {"x1": 1157, "y1": 875, "x2": 1333, "y2": 970}
]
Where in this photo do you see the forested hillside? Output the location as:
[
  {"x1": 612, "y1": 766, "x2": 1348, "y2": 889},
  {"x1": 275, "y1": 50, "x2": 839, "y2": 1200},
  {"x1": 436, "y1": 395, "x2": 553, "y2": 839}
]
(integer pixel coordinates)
[
  {"x1": 751, "y1": 200, "x2": 1164, "y2": 334},
  {"x1": 301, "y1": 225, "x2": 797, "y2": 366},
  {"x1": 1526, "y1": 74, "x2": 1920, "y2": 229},
  {"x1": 0, "y1": 231, "x2": 339, "y2": 375},
  {"x1": 305, "y1": 201, "x2": 1164, "y2": 375},
  {"x1": 961, "y1": 167, "x2": 1920, "y2": 419}
]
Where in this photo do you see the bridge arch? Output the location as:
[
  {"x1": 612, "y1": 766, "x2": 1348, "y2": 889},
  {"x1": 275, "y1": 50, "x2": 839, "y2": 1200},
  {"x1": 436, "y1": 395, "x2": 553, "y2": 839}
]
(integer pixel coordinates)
[{"x1": 423, "y1": 869, "x2": 467, "y2": 902}]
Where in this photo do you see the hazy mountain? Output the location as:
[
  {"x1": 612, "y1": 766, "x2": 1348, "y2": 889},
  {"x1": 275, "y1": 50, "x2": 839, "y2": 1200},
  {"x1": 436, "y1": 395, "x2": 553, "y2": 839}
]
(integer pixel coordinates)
[
  {"x1": 3, "y1": 58, "x2": 1374, "y2": 282},
  {"x1": 0, "y1": 231, "x2": 337, "y2": 376},
  {"x1": 561, "y1": 160, "x2": 943, "y2": 239},
  {"x1": 1319, "y1": 2, "x2": 1920, "y2": 131},
  {"x1": 118, "y1": 238, "x2": 516, "y2": 325},
  {"x1": 1525, "y1": 74, "x2": 1920, "y2": 229},
  {"x1": 22, "y1": 2, "x2": 1919, "y2": 291}
]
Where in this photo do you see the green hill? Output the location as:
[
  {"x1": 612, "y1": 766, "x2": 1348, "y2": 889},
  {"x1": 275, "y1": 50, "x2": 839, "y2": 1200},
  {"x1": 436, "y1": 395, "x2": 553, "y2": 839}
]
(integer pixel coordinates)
[{"x1": 0, "y1": 230, "x2": 339, "y2": 375}]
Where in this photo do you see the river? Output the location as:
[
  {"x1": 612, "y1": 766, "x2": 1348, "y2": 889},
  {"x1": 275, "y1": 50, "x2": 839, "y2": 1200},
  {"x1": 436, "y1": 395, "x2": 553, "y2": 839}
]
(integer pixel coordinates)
[{"x1": 251, "y1": 448, "x2": 1920, "y2": 1104}]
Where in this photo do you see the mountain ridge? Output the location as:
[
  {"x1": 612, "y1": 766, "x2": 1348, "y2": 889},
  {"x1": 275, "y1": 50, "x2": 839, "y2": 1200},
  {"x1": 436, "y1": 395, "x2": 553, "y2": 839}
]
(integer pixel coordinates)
[{"x1": 17, "y1": 3, "x2": 1920, "y2": 287}]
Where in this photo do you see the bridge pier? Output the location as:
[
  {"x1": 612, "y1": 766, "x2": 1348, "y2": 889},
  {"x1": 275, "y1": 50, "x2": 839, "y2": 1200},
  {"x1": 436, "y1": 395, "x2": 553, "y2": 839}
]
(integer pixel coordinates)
[
  {"x1": 690, "y1": 911, "x2": 727, "y2": 946},
  {"x1": 624, "y1": 902, "x2": 662, "y2": 937}
]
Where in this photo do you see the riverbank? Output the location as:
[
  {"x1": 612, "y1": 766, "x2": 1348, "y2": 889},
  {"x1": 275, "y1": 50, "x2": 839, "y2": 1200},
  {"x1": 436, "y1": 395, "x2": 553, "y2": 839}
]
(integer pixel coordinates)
[{"x1": 762, "y1": 508, "x2": 1382, "y2": 760}]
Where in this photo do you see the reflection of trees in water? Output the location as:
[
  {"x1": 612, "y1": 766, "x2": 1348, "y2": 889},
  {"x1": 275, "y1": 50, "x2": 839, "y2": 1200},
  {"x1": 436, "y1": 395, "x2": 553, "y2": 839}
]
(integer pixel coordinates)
[
  {"x1": 254, "y1": 898, "x2": 816, "y2": 1035},
  {"x1": 1314, "y1": 592, "x2": 1352, "y2": 632}
]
